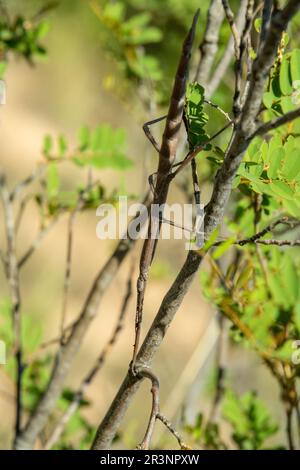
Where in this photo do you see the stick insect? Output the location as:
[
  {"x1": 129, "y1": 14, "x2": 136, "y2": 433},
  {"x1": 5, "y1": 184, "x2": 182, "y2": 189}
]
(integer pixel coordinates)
[{"x1": 131, "y1": 10, "x2": 200, "y2": 373}]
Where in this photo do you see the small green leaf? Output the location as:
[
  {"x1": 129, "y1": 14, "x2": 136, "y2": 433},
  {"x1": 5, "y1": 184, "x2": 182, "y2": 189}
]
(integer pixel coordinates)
[
  {"x1": 267, "y1": 148, "x2": 284, "y2": 179},
  {"x1": 290, "y1": 49, "x2": 300, "y2": 85},
  {"x1": 263, "y1": 92, "x2": 273, "y2": 109},
  {"x1": 281, "y1": 148, "x2": 300, "y2": 180},
  {"x1": 0, "y1": 61, "x2": 7, "y2": 79},
  {"x1": 212, "y1": 237, "x2": 235, "y2": 260},
  {"x1": 254, "y1": 18, "x2": 262, "y2": 33},
  {"x1": 42, "y1": 134, "x2": 53, "y2": 157},
  {"x1": 58, "y1": 134, "x2": 68, "y2": 157},
  {"x1": 282, "y1": 254, "x2": 299, "y2": 305},
  {"x1": 279, "y1": 56, "x2": 293, "y2": 96},
  {"x1": 46, "y1": 163, "x2": 60, "y2": 198},
  {"x1": 203, "y1": 227, "x2": 220, "y2": 252},
  {"x1": 78, "y1": 126, "x2": 90, "y2": 151},
  {"x1": 269, "y1": 181, "x2": 294, "y2": 200}
]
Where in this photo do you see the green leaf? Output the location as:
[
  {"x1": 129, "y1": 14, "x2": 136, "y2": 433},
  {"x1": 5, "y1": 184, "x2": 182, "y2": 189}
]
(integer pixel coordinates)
[
  {"x1": 280, "y1": 95, "x2": 294, "y2": 113},
  {"x1": 263, "y1": 92, "x2": 273, "y2": 109},
  {"x1": 78, "y1": 126, "x2": 90, "y2": 151},
  {"x1": 212, "y1": 237, "x2": 235, "y2": 260},
  {"x1": 42, "y1": 134, "x2": 53, "y2": 157},
  {"x1": 46, "y1": 163, "x2": 60, "y2": 198},
  {"x1": 254, "y1": 18, "x2": 262, "y2": 33},
  {"x1": 279, "y1": 56, "x2": 293, "y2": 96},
  {"x1": 268, "y1": 272, "x2": 286, "y2": 305},
  {"x1": 282, "y1": 254, "x2": 299, "y2": 305},
  {"x1": 0, "y1": 61, "x2": 7, "y2": 79},
  {"x1": 281, "y1": 148, "x2": 300, "y2": 180},
  {"x1": 274, "y1": 339, "x2": 294, "y2": 363},
  {"x1": 290, "y1": 49, "x2": 300, "y2": 85},
  {"x1": 269, "y1": 181, "x2": 294, "y2": 200},
  {"x1": 58, "y1": 134, "x2": 68, "y2": 157},
  {"x1": 267, "y1": 148, "x2": 284, "y2": 179},
  {"x1": 282, "y1": 199, "x2": 300, "y2": 218},
  {"x1": 185, "y1": 82, "x2": 209, "y2": 150},
  {"x1": 103, "y1": 2, "x2": 125, "y2": 22},
  {"x1": 235, "y1": 265, "x2": 253, "y2": 290},
  {"x1": 203, "y1": 227, "x2": 220, "y2": 252}
]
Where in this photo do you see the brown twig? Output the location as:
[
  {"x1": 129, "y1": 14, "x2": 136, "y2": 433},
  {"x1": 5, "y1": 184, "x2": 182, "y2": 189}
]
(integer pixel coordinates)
[
  {"x1": 136, "y1": 367, "x2": 160, "y2": 450},
  {"x1": 156, "y1": 413, "x2": 190, "y2": 450},
  {"x1": 238, "y1": 217, "x2": 291, "y2": 245},
  {"x1": 60, "y1": 181, "x2": 100, "y2": 340},
  {"x1": 286, "y1": 405, "x2": 295, "y2": 450}
]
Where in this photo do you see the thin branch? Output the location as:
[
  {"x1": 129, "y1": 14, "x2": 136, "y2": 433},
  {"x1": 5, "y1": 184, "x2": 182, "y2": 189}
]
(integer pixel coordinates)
[
  {"x1": 10, "y1": 165, "x2": 45, "y2": 202},
  {"x1": 44, "y1": 261, "x2": 134, "y2": 450},
  {"x1": 156, "y1": 413, "x2": 190, "y2": 450},
  {"x1": 207, "y1": 0, "x2": 249, "y2": 97},
  {"x1": 204, "y1": 98, "x2": 233, "y2": 123},
  {"x1": 136, "y1": 367, "x2": 160, "y2": 450},
  {"x1": 15, "y1": 194, "x2": 33, "y2": 234},
  {"x1": 60, "y1": 182, "x2": 100, "y2": 340},
  {"x1": 233, "y1": 0, "x2": 254, "y2": 116},
  {"x1": 221, "y1": 0, "x2": 240, "y2": 63},
  {"x1": 18, "y1": 212, "x2": 65, "y2": 269},
  {"x1": 251, "y1": 107, "x2": 300, "y2": 138},
  {"x1": 286, "y1": 406, "x2": 295, "y2": 450},
  {"x1": 238, "y1": 216, "x2": 290, "y2": 245},
  {"x1": 0, "y1": 173, "x2": 22, "y2": 440},
  {"x1": 195, "y1": 0, "x2": 224, "y2": 86},
  {"x1": 259, "y1": 0, "x2": 274, "y2": 53},
  {"x1": 253, "y1": 238, "x2": 300, "y2": 246}
]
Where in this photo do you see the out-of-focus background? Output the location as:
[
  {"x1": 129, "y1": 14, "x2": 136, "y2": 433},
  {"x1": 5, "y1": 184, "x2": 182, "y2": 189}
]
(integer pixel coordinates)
[{"x1": 0, "y1": 0, "x2": 287, "y2": 449}]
